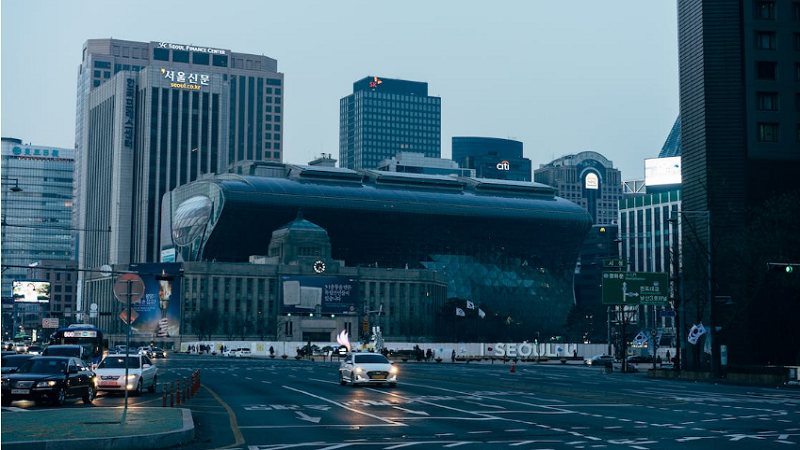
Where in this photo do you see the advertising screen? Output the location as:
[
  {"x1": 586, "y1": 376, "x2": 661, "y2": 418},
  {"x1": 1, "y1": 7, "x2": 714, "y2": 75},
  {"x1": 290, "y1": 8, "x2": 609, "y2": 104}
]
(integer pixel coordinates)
[
  {"x1": 280, "y1": 276, "x2": 359, "y2": 315},
  {"x1": 127, "y1": 263, "x2": 182, "y2": 337},
  {"x1": 12, "y1": 280, "x2": 51, "y2": 303},
  {"x1": 645, "y1": 157, "x2": 682, "y2": 186}
]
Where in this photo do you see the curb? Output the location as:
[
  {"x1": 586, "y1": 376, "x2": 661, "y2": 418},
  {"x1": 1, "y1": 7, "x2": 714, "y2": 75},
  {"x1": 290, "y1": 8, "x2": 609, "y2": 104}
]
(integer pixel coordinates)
[{"x1": 1, "y1": 408, "x2": 194, "y2": 450}]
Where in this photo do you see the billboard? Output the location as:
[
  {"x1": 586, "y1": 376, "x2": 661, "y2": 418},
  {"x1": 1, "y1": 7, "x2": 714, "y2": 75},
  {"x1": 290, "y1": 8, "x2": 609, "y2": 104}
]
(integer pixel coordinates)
[
  {"x1": 128, "y1": 263, "x2": 182, "y2": 337},
  {"x1": 280, "y1": 275, "x2": 359, "y2": 315},
  {"x1": 12, "y1": 280, "x2": 51, "y2": 303},
  {"x1": 645, "y1": 156, "x2": 682, "y2": 186}
]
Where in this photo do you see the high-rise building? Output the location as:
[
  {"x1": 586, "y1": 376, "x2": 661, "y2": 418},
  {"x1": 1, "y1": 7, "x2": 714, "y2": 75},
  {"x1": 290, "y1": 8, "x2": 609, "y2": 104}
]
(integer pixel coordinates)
[
  {"x1": 678, "y1": 1, "x2": 800, "y2": 367},
  {"x1": 1, "y1": 138, "x2": 76, "y2": 336},
  {"x1": 339, "y1": 76, "x2": 441, "y2": 170},
  {"x1": 451, "y1": 137, "x2": 531, "y2": 181},
  {"x1": 74, "y1": 39, "x2": 284, "y2": 275},
  {"x1": 534, "y1": 151, "x2": 623, "y2": 225}
]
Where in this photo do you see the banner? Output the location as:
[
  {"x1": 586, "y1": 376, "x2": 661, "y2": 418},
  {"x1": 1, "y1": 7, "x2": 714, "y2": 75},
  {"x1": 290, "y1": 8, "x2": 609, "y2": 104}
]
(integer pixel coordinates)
[
  {"x1": 456, "y1": 307, "x2": 466, "y2": 317},
  {"x1": 128, "y1": 262, "x2": 182, "y2": 337},
  {"x1": 687, "y1": 322, "x2": 706, "y2": 345}
]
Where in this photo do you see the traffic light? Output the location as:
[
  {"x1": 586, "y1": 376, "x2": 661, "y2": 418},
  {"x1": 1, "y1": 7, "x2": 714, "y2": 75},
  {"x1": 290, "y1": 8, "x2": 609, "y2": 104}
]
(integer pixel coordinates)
[{"x1": 767, "y1": 262, "x2": 799, "y2": 273}]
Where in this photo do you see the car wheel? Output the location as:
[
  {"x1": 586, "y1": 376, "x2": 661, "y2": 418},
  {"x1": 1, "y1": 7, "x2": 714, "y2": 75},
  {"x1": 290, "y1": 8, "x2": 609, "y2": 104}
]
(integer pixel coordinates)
[
  {"x1": 339, "y1": 371, "x2": 347, "y2": 386},
  {"x1": 133, "y1": 379, "x2": 143, "y2": 396},
  {"x1": 1, "y1": 396, "x2": 12, "y2": 407},
  {"x1": 52, "y1": 387, "x2": 66, "y2": 406},
  {"x1": 83, "y1": 385, "x2": 95, "y2": 404},
  {"x1": 148, "y1": 376, "x2": 157, "y2": 393}
]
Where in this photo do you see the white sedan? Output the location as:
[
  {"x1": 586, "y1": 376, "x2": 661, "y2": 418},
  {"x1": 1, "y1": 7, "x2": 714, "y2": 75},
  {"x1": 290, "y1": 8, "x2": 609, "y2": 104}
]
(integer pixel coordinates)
[
  {"x1": 339, "y1": 353, "x2": 398, "y2": 387},
  {"x1": 94, "y1": 354, "x2": 158, "y2": 395}
]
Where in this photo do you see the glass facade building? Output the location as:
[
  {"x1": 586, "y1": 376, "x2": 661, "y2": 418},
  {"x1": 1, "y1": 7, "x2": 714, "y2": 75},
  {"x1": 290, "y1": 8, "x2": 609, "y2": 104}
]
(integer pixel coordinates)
[
  {"x1": 340, "y1": 76, "x2": 441, "y2": 170},
  {"x1": 1, "y1": 138, "x2": 76, "y2": 336},
  {"x1": 452, "y1": 137, "x2": 531, "y2": 181},
  {"x1": 159, "y1": 167, "x2": 593, "y2": 340}
]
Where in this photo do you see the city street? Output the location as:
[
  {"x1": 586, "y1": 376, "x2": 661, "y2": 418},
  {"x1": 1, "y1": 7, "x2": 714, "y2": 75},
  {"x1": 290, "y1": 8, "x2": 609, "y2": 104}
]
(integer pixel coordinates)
[{"x1": 3, "y1": 353, "x2": 800, "y2": 449}]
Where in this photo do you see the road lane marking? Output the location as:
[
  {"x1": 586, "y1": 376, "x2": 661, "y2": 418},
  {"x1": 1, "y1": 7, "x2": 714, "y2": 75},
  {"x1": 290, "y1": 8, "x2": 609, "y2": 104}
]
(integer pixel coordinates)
[
  {"x1": 201, "y1": 383, "x2": 245, "y2": 448},
  {"x1": 281, "y1": 385, "x2": 403, "y2": 425}
]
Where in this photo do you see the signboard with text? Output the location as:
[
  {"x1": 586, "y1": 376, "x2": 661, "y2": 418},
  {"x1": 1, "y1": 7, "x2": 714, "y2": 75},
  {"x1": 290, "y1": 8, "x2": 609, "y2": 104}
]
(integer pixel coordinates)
[
  {"x1": 280, "y1": 275, "x2": 359, "y2": 315},
  {"x1": 601, "y1": 271, "x2": 669, "y2": 305}
]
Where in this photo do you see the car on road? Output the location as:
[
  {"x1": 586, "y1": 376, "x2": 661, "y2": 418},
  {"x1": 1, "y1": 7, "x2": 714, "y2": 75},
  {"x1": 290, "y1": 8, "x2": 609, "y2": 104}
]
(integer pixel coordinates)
[
  {"x1": 1, "y1": 354, "x2": 36, "y2": 374},
  {"x1": 339, "y1": 352, "x2": 398, "y2": 387},
  {"x1": 12, "y1": 342, "x2": 28, "y2": 353},
  {"x1": 584, "y1": 354, "x2": 615, "y2": 366},
  {"x1": 150, "y1": 347, "x2": 167, "y2": 358},
  {"x1": 26, "y1": 345, "x2": 44, "y2": 355},
  {"x1": 1, "y1": 356, "x2": 96, "y2": 406},
  {"x1": 137, "y1": 347, "x2": 154, "y2": 358},
  {"x1": 94, "y1": 353, "x2": 158, "y2": 396}
]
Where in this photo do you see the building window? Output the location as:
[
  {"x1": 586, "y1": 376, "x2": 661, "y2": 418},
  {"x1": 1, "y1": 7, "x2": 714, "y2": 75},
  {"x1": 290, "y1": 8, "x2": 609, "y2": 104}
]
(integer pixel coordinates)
[
  {"x1": 192, "y1": 52, "x2": 210, "y2": 65},
  {"x1": 756, "y1": 61, "x2": 778, "y2": 79},
  {"x1": 212, "y1": 54, "x2": 228, "y2": 67},
  {"x1": 755, "y1": 31, "x2": 777, "y2": 49},
  {"x1": 153, "y1": 48, "x2": 169, "y2": 61},
  {"x1": 756, "y1": 1, "x2": 776, "y2": 19},
  {"x1": 758, "y1": 123, "x2": 779, "y2": 141},
  {"x1": 173, "y1": 50, "x2": 190, "y2": 63},
  {"x1": 757, "y1": 92, "x2": 779, "y2": 110}
]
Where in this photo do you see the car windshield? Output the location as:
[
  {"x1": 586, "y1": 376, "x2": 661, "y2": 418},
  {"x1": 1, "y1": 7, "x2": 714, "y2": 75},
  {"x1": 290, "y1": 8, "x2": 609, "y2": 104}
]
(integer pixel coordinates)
[
  {"x1": 98, "y1": 357, "x2": 141, "y2": 369},
  {"x1": 17, "y1": 358, "x2": 67, "y2": 374},
  {"x1": 353, "y1": 354, "x2": 389, "y2": 364}
]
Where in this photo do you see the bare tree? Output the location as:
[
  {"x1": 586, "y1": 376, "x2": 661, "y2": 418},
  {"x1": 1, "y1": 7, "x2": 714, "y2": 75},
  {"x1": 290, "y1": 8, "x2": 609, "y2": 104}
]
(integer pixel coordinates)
[{"x1": 192, "y1": 309, "x2": 219, "y2": 341}]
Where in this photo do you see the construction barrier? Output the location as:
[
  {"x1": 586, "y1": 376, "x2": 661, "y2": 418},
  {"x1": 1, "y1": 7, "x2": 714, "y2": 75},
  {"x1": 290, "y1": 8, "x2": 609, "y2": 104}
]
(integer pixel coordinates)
[{"x1": 162, "y1": 370, "x2": 200, "y2": 407}]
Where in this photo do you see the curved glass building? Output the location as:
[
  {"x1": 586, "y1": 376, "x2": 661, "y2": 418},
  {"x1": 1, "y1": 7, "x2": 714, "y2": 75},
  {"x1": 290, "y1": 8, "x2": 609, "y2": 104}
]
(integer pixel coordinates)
[{"x1": 162, "y1": 166, "x2": 592, "y2": 338}]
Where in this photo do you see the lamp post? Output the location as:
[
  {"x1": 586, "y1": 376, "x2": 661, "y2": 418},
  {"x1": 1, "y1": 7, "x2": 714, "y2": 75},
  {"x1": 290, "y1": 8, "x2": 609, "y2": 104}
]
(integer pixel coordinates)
[{"x1": 670, "y1": 210, "x2": 714, "y2": 376}]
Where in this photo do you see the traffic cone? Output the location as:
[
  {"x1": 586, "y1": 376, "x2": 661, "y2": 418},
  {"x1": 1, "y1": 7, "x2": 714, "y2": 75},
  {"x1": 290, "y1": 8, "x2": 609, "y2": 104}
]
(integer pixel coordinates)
[{"x1": 510, "y1": 363, "x2": 515, "y2": 373}]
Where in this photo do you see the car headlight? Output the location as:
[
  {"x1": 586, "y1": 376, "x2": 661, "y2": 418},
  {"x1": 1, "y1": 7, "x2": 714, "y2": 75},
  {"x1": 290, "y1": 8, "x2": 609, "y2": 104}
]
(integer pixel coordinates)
[
  {"x1": 354, "y1": 367, "x2": 364, "y2": 374},
  {"x1": 126, "y1": 374, "x2": 138, "y2": 380},
  {"x1": 390, "y1": 366, "x2": 398, "y2": 374},
  {"x1": 1, "y1": 379, "x2": 8, "y2": 387},
  {"x1": 36, "y1": 380, "x2": 57, "y2": 388}
]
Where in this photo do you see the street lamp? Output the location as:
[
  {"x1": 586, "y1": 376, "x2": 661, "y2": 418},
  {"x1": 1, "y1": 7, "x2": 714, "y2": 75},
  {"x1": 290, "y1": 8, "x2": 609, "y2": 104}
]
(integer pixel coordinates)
[{"x1": 670, "y1": 210, "x2": 714, "y2": 377}]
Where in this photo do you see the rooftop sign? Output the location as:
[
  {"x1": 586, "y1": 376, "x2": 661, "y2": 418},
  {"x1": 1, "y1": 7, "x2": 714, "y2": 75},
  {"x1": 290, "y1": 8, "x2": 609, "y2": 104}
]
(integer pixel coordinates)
[{"x1": 156, "y1": 41, "x2": 226, "y2": 55}]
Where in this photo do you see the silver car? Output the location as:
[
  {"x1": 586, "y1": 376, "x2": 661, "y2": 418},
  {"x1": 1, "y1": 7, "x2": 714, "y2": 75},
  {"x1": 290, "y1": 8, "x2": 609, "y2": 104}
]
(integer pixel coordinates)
[{"x1": 339, "y1": 353, "x2": 398, "y2": 387}]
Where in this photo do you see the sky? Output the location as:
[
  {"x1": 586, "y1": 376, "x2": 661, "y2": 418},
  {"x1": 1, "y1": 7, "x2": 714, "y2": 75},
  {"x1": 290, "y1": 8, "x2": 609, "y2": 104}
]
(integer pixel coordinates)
[{"x1": 1, "y1": 0, "x2": 679, "y2": 180}]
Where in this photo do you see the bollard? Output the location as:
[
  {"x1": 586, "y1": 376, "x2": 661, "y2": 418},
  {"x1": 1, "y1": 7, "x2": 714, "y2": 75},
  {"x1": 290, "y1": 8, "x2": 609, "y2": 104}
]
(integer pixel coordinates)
[
  {"x1": 162, "y1": 383, "x2": 167, "y2": 407},
  {"x1": 184, "y1": 377, "x2": 189, "y2": 401},
  {"x1": 510, "y1": 363, "x2": 515, "y2": 373},
  {"x1": 169, "y1": 381, "x2": 174, "y2": 407}
]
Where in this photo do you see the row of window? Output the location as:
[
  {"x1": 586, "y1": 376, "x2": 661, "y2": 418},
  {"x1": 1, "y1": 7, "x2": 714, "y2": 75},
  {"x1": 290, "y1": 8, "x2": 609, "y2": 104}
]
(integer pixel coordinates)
[
  {"x1": 755, "y1": 91, "x2": 800, "y2": 112},
  {"x1": 755, "y1": 122, "x2": 800, "y2": 142},
  {"x1": 755, "y1": 1, "x2": 800, "y2": 20},
  {"x1": 153, "y1": 48, "x2": 229, "y2": 67}
]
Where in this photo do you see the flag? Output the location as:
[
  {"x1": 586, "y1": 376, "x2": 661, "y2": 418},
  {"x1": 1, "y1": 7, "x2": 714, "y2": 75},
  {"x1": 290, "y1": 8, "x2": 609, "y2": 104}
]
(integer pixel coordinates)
[
  {"x1": 456, "y1": 307, "x2": 466, "y2": 317},
  {"x1": 632, "y1": 332, "x2": 647, "y2": 346},
  {"x1": 478, "y1": 308, "x2": 486, "y2": 319},
  {"x1": 466, "y1": 300, "x2": 475, "y2": 310},
  {"x1": 703, "y1": 333, "x2": 712, "y2": 355},
  {"x1": 687, "y1": 322, "x2": 706, "y2": 345},
  {"x1": 506, "y1": 316, "x2": 513, "y2": 325}
]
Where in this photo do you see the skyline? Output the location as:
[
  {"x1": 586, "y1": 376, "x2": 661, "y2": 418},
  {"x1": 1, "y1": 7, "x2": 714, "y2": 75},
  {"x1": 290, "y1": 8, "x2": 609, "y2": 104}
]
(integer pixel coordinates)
[{"x1": 1, "y1": 0, "x2": 679, "y2": 180}]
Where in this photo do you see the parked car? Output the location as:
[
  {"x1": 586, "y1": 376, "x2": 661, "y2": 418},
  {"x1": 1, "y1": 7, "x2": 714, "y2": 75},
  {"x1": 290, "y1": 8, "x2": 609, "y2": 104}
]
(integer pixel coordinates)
[
  {"x1": 626, "y1": 355, "x2": 653, "y2": 364},
  {"x1": 222, "y1": 347, "x2": 251, "y2": 358},
  {"x1": 339, "y1": 352, "x2": 398, "y2": 387},
  {"x1": 26, "y1": 345, "x2": 44, "y2": 355},
  {"x1": 1, "y1": 356, "x2": 96, "y2": 406},
  {"x1": 584, "y1": 354, "x2": 615, "y2": 366},
  {"x1": 1, "y1": 354, "x2": 36, "y2": 374},
  {"x1": 94, "y1": 353, "x2": 158, "y2": 395}
]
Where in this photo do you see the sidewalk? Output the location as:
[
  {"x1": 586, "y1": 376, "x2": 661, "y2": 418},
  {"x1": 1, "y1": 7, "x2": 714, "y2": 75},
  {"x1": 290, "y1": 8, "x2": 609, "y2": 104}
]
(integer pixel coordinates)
[{"x1": 0, "y1": 407, "x2": 194, "y2": 450}]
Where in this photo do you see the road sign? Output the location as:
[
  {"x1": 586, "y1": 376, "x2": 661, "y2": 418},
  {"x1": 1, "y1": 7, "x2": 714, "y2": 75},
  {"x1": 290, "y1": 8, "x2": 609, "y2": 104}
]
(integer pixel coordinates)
[
  {"x1": 119, "y1": 309, "x2": 139, "y2": 325},
  {"x1": 601, "y1": 271, "x2": 669, "y2": 305},
  {"x1": 603, "y1": 258, "x2": 627, "y2": 268},
  {"x1": 113, "y1": 274, "x2": 145, "y2": 303},
  {"x1": 42, "y1": 318, "x2": 59, "y2": 328}
]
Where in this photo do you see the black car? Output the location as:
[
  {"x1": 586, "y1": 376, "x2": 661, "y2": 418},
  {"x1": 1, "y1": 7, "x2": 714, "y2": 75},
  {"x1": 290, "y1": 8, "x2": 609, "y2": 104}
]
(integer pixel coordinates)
[
  {"x1": 1, "y1": 356, "x2": 96, "y2": 406},
  {"x1": 1, "y1": 354, "x2": 36, "y2": 374},
  {"x1": 626, "y1": 355, "x2": 653, "y2": 364}
]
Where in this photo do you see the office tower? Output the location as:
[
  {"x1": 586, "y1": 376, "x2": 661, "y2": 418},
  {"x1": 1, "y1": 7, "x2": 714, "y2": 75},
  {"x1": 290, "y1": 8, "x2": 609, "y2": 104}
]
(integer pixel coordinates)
[
  {"x1": 678, "y1": 1, "x2": 800, "y2": 366},
  {"x1": 534, "y1": 151, "x2": 623, "y2": 225},
  {"x1": 339, "y1": 76, "x2": 441, "y2": 170},
  {"x1": 74, "y1": 39, "x2": 284, "y2": 273},
  {"x1": 451, "y1": 137, "x2": 531, "y2": 181},
  {"x1": 1, "y1": 138, "x2": 75, "y2": 335}
]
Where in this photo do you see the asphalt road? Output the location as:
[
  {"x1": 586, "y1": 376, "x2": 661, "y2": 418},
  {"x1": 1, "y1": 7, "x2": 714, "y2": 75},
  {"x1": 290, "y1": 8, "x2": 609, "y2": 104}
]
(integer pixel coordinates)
[{"x1": 5, "y1": 353, "x2": 800, "y2": 449}]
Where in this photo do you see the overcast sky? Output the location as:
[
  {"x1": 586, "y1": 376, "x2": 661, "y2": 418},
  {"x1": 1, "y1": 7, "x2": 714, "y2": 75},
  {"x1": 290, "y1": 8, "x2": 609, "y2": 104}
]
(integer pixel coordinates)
[{"x1": 1, "y1": 0, "x2": 679, "y2": 180}]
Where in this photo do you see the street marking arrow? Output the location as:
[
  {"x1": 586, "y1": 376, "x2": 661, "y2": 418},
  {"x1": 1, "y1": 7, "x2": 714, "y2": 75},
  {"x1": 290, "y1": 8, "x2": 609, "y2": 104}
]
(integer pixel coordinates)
[
  {"x1": 393, "y1": 406, "x2": 429, "y2": 415},
  {"x1": 295, "y1": 411, "x2": 321, "y2": 423}
]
